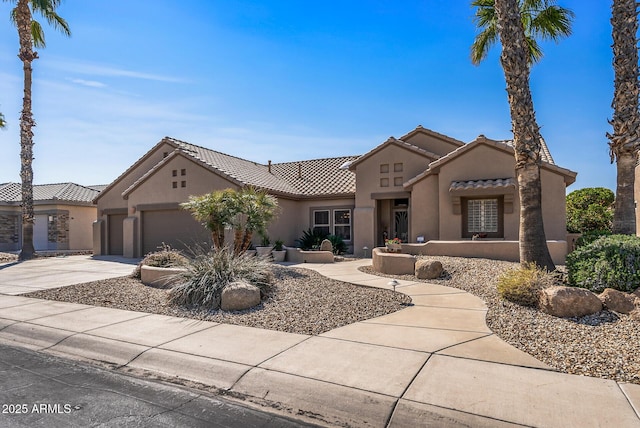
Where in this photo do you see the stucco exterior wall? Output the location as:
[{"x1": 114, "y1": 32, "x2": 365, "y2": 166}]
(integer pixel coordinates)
[
  {"x1": 352, "y1": 144, "x2": 432, "y2": 256},
  {"x1": 540, "y1": 168, "x2": 569, "y2": 240},
  {"x1": 96, "y1": 142, "x2": 176, "y2": 215},
  {"x1": 269, "y1": 197, "x2": 355, "y2": 248},
  {"x1": 124, "y1": 155, "x2": 239, "y2": 256},
  {"x1": 66, "y1": 205, "x2": 98, "y2": 250},
  {"x1": 434, "y1": 145, "x2": 519, "y2": 240},
  {"x1": 409, "y1": 174, "x2": 440, "y2": 242}
]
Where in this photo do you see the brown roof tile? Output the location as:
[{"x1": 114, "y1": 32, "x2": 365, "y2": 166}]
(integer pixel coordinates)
[{"x1": 0, "y1": 183, "x2": 102, "y2": 204}]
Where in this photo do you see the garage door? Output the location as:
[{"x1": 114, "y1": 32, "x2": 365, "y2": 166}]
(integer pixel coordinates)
[{"x1": 142, "y1": 209, "x2": 210, "y2": 255}]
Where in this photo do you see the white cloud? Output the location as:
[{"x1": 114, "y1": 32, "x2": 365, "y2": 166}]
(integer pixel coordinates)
[
  {"x1": 70, "y1": 78, "x2": 107, "y2": 88},
  {"x1": 47, "y1": 59, "x2": 187, "y2": 83}
]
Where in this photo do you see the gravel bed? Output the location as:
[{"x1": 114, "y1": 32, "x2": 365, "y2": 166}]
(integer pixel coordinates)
[
  {"x1": 23, "y1": 265, "x2": 411, "y2": 336},
  {"x1": 360, "y1": 256, "x2": 640, "y2": 385},
  {"x1": 0, "y1": 252, "x2": 18, "y2": 263}
]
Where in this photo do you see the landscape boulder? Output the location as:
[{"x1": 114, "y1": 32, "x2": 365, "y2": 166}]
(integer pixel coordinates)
[
  {"x1": 539, "y1": 286, "x2": 602, "y2": 318},
  {"x1": 598, "y1": 288, "x2": 638, "y2": 314},
  {"x1": 415, "y1": 260, "x2": 443, "y2": 280},
  {"x1": 221, "y1": 281, "x2": 261, "y2": 311},
  {"x1": 319, "y1": 239, "x2": 333, "y2": 252}
]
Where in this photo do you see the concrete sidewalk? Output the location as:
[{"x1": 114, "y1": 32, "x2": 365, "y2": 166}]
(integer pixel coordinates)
[{"x1": 0, "y1": 258, "x2": 639, "y2": 427}]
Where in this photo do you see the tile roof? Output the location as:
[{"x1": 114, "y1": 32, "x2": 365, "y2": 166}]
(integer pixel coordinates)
[
  {"x1": 270, "y1": 156, "x2": 359, "y2": 196},
  {"x1": 0, "y1": 183, "x2": 102, "y2": 204},
  {"x1": 449, "y1": 178, "x2": 516, "y2": 192},
  {"x1": 501, "y1": 136, "x2": 555, "y2": 165},
  {"x1": 171, "y1": 138, "x2": 300, "y2": 195}
]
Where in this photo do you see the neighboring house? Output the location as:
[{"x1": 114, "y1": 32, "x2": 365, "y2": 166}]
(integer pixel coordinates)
[
  {"x1": 93, "y1": 125, "x2": 577, "y2": 260},
  {"x1": 0, "y1": 183, "x2": 102, "y2": 252}
]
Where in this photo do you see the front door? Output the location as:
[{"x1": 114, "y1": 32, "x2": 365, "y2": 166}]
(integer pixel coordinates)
[{"x1": 393, "y1": 208, "x2": 408, "y2": 242}]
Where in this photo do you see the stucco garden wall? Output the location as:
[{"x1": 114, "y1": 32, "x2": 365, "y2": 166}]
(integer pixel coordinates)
[{"x1": 400, "y1": 240, "x2": 567, "y2": 265}]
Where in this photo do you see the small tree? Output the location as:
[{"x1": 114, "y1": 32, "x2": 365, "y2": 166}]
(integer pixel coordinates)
[
  {"x1": 566, "y1": 187, "x2": 614, "y2": 233},
  {"x1": 180, "y1": 189, "x2": 235, "y2": 250},
  {"x1": 0, "y1": 111, "x2": 5, "y2": 128},
  {"x1": 181, "y1": 187, "x2": 279, "y2": 253},
  {"x1": 235, "y1": 187, "x2": 278, "y2": 253}
]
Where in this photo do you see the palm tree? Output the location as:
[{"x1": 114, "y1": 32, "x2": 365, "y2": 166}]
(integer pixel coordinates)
[
  {"x1": 493, "y1": 0, "x2": 556, "y2": 271},
  {"x1": 0, "y1": 111, "x2": 5, "y2": 128},
  {"x1": 471, "y1": 0, "x2": 574, "y2": 66},
  {"x1": 181, "y1": 189, "x2": 236, "y2": 250},
  {"x1": 608, "y1": 0, "x2": 640, "y2": 235},
  {"x1": 6, "y1": 0, "x2": 70, "y2": 260},
  {"x1": 181, "y1": 187, "x2": 279, "y2": 254}
]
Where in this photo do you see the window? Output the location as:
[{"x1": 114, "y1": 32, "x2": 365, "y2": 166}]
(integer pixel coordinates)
[
  {"x1": 380, "y1": 164, "x2": 389, "y2": 173},
  {"x1": 380, "y1": 178, "x2": 389, "y2": 187},
  {"x1": 313, "y1": 208, "x2": 352, "y2": 241},
  {"x1": 462, "y1": 197, "x2": 503, "y2": 238},
  {"x1": 313, "y1": 210, "x2": 330, "y2": 236},
  {"x1": 394, "y1": 177, "x2": 403, "y2": 187},
  {"x1": 172, "y1": 181, "x2": 177, "y2": 189},
  {"x1": 181, "y1": 181, "x2": 186, "y2": 188},
  {"x1": 334, "y1": 209, "x2": 351, "y2": 241},
  {"x1": 181, "y1": 169, "x2": 186, "y2": 176},
  {"x1": 172, "y1": 170, "x2": 177, "y2": 177},
  {"x1": 394, "y1": 162, "x2": 403, "y2": 172}
]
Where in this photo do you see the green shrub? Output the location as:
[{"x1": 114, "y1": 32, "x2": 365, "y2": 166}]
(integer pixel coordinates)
[
  {"x1": 168, "y1": 246, "x2": 273, "y2": 309},
  {"x1": 296, "y1": 228, "x2": 327, "y2": 250},
  {"x1": 496, "y1": 263, "x2": 555, "y2": 306},
  {"x1": 133, "y1": 243, "x2": 189, "y2": 279},
  {"x1": 567, "y1": 234, "x2": 640, "y2": 293},
  {"x1": 566, "y1": 187, "x2": 614, "y2": 234},
  {"x1": 575, "y1": 229, "x2": 612, "y2": 248},
  {"x1": 326, "y1": 235, "x2": 348, "y2": 255}
]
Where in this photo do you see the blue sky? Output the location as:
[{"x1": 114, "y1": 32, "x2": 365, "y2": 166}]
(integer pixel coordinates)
[{"x1": 0, "y1": 1, "x2": 616, "y2": 191}]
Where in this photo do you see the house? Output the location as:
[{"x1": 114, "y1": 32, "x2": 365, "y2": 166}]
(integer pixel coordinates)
[
  {"x1": 0, "y1": 182, "x2": 103, "y2": 252},
  {"x1": 93, "y1": 126, "x2": 577, "y2": 262}
]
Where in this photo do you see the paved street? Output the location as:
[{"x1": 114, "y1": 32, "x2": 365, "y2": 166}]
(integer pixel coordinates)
[{"x1": 0, "y1": 342, "x2": 316, "y2": 427}]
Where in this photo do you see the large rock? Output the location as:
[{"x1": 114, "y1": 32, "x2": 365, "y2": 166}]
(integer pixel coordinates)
[
  {"x1": 319, "y1": 239, "x2": 333, "y2": 252},
  {"x1": 539, "y1": 286, "x2": 602, "y2": 318},
  {"x1": 221, "y1": 281, "x2": 261, "y2": 311},
  {"x1": 415, "y1": 260, "x2": 443, "y2": 280},
  {"x1": 598, "y1": 288, "x2": 638, "y2": 314}
]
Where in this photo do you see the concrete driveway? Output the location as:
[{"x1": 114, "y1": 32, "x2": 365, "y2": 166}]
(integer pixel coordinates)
[{"x1": 0, "y1": 255, "x2": 138, "y2": 295}]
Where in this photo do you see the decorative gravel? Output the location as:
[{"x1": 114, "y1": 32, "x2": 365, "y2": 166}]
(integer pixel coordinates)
[
  {"x1": 23, "y1": 265, "x2": 411, "y2": 336},
  {"x1": 0, "y1": 252, "x2": 18, "y2": 263},
  {"x1": 360, "y1": 256, "x2": 640, "y2": 385}
]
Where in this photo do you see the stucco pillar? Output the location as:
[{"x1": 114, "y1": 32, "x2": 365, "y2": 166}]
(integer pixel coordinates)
[
  {"x1": 354, "y1": 206, "x2": 374, "y2": 258},
  {"x1": 123, "y1": 216, "x2": 138, "y2": 258},
  {"x1": 92, "y1": 220, "x2": 104, "y2": 256}
]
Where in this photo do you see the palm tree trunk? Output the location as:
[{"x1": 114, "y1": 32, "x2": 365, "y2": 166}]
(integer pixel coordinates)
[
  {"x1": 609, "y1": 0, "x2": 640, "y2": 235},
  {"x1": 613, "y1": 151, "x2": 637, "y2": 234},
  {"x1": 495, "y1": 0, "x2": 555, "y2": 271},
  {"x1": 16, "y1": 0, "x2": 37, "y2": 261}
]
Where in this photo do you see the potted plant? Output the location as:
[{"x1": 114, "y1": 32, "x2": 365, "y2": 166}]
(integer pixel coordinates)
[
  {"x1": 385, "y1": 237, "x2": 402, "y2": 253},
  {"x1": 272, "y1": 239, "x2": 286, "y2": 262},
  {"x1": 256, "y1": 234, "x2": 272, "y2": 257}
]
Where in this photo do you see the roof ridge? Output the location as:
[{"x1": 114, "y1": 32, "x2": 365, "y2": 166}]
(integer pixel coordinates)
[
  {"x1": 272, "y1": 155, "x2": 361, "y2": 166},
  {"x1": 172, "y1": 138, "x2": 265, "y2": 166}
]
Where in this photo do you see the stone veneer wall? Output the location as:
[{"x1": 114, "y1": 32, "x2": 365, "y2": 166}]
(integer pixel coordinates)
[
  {"x1": 0, "y1": 214, "x2": 19, "y2": 244},
  {"x1": 48, "y1": 213, "x2": 69, "y2": 245}
]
